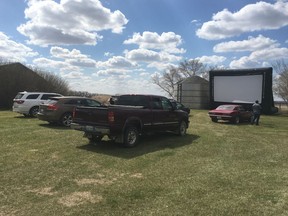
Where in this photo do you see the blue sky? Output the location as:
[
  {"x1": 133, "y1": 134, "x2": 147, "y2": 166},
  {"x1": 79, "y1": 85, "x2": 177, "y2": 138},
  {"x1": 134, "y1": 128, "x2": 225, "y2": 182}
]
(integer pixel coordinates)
[{"x1": 0, "y1": 0, "x2": 288, "y2": 96}]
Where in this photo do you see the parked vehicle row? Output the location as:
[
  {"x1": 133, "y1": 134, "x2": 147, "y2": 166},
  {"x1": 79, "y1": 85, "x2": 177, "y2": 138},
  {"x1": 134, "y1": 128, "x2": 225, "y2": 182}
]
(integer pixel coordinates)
[{"x1": 12, "y1": 91, "x2": 254, "y2": 148}]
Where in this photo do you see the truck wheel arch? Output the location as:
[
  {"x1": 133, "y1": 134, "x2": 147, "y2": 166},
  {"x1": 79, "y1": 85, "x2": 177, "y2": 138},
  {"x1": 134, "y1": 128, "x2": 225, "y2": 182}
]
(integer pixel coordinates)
[{"x1": 123, "y1": 117, "x2": 142, "y2": 134}]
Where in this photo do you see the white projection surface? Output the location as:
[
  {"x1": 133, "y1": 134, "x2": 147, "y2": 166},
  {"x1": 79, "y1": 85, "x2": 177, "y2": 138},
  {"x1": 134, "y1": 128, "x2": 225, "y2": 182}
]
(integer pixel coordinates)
[{"x1": 214, "y1": 75, "x2": 263, "y2": 103}]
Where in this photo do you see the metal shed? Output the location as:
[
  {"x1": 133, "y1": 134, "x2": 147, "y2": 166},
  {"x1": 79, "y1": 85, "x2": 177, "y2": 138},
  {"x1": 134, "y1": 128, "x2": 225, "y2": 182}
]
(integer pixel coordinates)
[{"x1": 176, "y1": 76, "x2": 209, "y2": 109}]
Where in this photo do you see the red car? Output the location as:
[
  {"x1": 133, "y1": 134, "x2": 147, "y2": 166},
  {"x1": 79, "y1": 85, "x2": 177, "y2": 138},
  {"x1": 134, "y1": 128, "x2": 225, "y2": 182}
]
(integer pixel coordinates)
[{"x1": 208, "y1": 104, "x2": 253, "y2": 124}]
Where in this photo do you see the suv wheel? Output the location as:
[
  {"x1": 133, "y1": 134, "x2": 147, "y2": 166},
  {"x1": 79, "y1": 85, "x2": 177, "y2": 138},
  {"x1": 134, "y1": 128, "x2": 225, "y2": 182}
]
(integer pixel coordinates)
[
  {"x1": 61, "y1": 113, "x2": 72, "y2": 127},
  {"x1": 29, "y1": 106, "x2": 39, "y2": 117}
]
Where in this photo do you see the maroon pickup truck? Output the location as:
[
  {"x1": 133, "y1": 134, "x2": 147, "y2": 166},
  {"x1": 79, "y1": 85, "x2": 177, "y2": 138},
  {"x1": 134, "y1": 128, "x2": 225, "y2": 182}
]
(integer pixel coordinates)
[{"x1": 71, "y1": 94, "x2": 189, "y2": 147}]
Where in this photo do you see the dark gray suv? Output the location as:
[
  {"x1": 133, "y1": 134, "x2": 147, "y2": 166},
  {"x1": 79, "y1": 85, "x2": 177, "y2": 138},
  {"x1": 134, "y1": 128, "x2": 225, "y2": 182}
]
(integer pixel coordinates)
[{"x1": 37, "y1": 96, "x2": 102, "y2": 126}]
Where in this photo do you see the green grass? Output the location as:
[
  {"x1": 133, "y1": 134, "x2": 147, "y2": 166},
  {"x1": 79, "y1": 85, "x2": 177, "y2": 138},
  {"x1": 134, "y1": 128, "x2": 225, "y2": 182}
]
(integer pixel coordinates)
[{"x1": 1, "y1": 110, "x2": 288, "y2": 215}]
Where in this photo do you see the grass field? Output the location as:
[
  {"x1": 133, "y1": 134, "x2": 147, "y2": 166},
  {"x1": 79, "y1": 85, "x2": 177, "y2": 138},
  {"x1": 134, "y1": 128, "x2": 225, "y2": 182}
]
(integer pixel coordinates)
[{"x1": 1, "y1": 110, "x2": 288, "y2": 215}]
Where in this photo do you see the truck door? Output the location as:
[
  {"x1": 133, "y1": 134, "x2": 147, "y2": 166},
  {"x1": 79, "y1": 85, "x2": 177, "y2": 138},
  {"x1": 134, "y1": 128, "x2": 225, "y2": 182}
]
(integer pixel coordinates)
[{"x1": 151, "y1": 97, "x2": 178, "y2": 131}]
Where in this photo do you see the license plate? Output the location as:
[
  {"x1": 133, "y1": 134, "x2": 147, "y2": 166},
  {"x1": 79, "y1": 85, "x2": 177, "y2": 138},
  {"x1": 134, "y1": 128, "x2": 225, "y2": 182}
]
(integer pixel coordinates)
[
  {"x1": 217, "y1": 116, "x2": 222, "y2": 120},
  {"x1": 86, "y1": 126, "x2": 94, "y2": 131}
]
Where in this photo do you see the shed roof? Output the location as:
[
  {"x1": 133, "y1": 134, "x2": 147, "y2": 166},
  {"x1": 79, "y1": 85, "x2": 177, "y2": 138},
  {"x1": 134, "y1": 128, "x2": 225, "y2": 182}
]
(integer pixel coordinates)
[{"x1": 179, "y1": 76, "x2": 209, "y2": 84}]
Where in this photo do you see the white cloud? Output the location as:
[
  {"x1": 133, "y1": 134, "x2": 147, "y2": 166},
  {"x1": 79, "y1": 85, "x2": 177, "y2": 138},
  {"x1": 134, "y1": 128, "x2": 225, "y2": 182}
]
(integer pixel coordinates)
[
  {"x1": 125, "y1": 49, "x2": 162, "y2": 62},
  {"x1": 230, "y1": 47, "x2": 288, "y2": 68},
  {"x1": 17, "y1": 0, "x2": 128, "y2": 46},
  {"x1": 124, "y1": 48, "x2": 182, "y2": 65},
  {"x1": 97, "y1": 56, "x2": 137, "y2": 69},
  {"x1": 33, "y1": 57, "x2": 80, "y2": 73},
  {"x1": 93, "y1": 68, "x2": 131, "y2": 77},
  {"x1": 124, "y1": 31, "x2": 185, "y2": 54},
  {"x1": 214, "y1": 35, "x2": 279, "y2": 53},
  {"x1": 0, "y1": 32, "x2": 38, "y2": 62},
  {"x1": 196, "y1": 1, "x2": 288, "y2": 40},
  {"x1": 50, "y1": 47, "x2": 97, "y2": 67},
  {"x1": 196, "y1": 55, "x2": 226, "y2": 65},
  {"x1": 51, "y1": 47, "x2": 90, "y2": 59}
]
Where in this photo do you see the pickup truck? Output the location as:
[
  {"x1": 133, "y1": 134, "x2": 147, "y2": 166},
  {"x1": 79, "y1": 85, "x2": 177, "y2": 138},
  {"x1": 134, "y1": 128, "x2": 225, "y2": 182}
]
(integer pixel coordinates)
[{"x1": 71, "y1": 94, "x2": 189, "y2": 147}]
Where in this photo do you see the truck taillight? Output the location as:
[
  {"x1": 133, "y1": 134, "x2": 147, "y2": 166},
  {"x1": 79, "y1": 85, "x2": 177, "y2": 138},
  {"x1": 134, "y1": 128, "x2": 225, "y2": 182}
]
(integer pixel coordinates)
[
  {"x1": 108, "y1": 111, "x2": 114, "y2": 123},
  {"x1": 47, "y1": 104, "x2": 58, "y2": 111}
]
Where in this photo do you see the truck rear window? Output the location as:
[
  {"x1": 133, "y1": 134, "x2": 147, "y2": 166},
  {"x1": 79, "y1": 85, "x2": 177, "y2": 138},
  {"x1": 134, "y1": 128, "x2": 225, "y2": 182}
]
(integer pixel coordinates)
[{"x1": 116, "y1": 96, "x2": 149, "y2": 107}]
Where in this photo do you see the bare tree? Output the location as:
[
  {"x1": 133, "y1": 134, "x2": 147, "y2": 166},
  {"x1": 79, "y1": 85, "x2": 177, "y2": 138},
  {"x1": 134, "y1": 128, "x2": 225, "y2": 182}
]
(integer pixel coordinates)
[
  {"x1": 178, "y1": 59, "x2": 207, "y2": 78},
  {"x1": 152, "y1": 59, "x2": 211, "y2": 98},
  {"x1": 273, "y1": 60, "x2": 288, "y2": 103},
  {"x1": 34, "y1": 68, "x2": 70, "y2": 95},
  {"x1": 152, "y1": 66, "x2": 183, "y2": 98}
]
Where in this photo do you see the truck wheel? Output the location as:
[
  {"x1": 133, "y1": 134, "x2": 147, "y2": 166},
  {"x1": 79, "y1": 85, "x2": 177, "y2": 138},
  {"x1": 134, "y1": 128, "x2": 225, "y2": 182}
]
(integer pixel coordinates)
[
  {"x1": 177, "y1": 121, "x2": 187, "y2": 136},
  {"x1": 61, "y1": 113, "x2": 72, "y2": 127},
  {"x1": 29, "y1": 106, "x2": 39, "y2": 117},
  {"x1": 124, "y1": 126, "x2": 139, "y2": 147}
]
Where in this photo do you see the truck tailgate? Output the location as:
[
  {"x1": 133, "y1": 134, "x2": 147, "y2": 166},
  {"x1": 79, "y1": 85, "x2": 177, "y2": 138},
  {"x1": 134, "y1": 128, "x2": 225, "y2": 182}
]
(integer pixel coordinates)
[{"x1": 73, "y1": 106, "x2": 109, "y2": 126}]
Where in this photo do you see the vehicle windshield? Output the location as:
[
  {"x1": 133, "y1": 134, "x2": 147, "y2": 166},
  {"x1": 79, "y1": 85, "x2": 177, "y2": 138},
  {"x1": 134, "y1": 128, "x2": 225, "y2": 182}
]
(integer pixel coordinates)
[{"x1": 216, "y1": 105, "x2": 235, "y2": 110}]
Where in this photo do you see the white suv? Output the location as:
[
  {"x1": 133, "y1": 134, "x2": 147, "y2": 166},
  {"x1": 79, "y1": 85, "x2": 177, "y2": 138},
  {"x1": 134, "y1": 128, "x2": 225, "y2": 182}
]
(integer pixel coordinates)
[{"x1": 12, "y1": 92, "x2": 63, "y2": 117}]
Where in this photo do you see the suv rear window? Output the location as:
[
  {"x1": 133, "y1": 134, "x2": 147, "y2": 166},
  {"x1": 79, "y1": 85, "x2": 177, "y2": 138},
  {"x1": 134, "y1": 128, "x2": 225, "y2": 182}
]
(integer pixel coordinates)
[
  {"x1": 26, "y1": 94, "x2": 40, "y2": 99},
  {"x1": 14, "y1": 93, "x2": 24, "y2": 99}
]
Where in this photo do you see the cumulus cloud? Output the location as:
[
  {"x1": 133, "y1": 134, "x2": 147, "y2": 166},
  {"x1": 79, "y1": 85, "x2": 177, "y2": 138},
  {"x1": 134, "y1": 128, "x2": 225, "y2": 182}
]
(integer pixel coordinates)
[
  {"x1": 50, "y1": 47, "x2": 97, "y2": 67},
  {"x1": 214, "y1": 35, "x2": 279, "y2": 53},
  {"x1": 230, "y1": 47, "x2": 288, "y2": 68},
  {"x1": 33, "y1": 57, "x2": 81, "y2": 73},
  {"x1": 125, "y1": 49, "x2": 162, "y2": 62},
  {"x1": 17, "y1": 0, "x2": 128, "y2": 46},
  {"x1": 124, "y1": 48, "x2": 182, "y2": 64},
  {"x1": 97, "y1": 56, "x2": 137, "y2": 69},
  {"x1": 93, "y1": 68, "x2": 131, "y2": 77},
  {"x1": 0, "y1": 32, "x2": 38, "y2": 62},
  {"x1": 196, "y1": 1, "x2": 288, "y2": 40},
  {"x1": 196, "y1": 55, "x2": 226, "y2": 65},
  {"x1": 124, "y1": 31, "x2": 185, "y2": 54}
]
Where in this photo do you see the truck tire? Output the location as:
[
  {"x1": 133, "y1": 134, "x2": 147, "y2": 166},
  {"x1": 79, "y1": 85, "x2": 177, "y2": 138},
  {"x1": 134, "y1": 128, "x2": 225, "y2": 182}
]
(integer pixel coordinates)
[
  {"x1": 177, "y1": 121, "x2": 187, "y2": 136},
  {"x1": 123, "y1": 126, "x2": 139, "y2": 147}
]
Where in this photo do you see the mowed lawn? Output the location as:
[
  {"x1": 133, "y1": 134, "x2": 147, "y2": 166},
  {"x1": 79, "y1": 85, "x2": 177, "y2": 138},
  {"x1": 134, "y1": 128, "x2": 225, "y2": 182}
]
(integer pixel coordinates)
[{"x1": 1, "y1": 110, "x2": 288, "y2": 216}]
